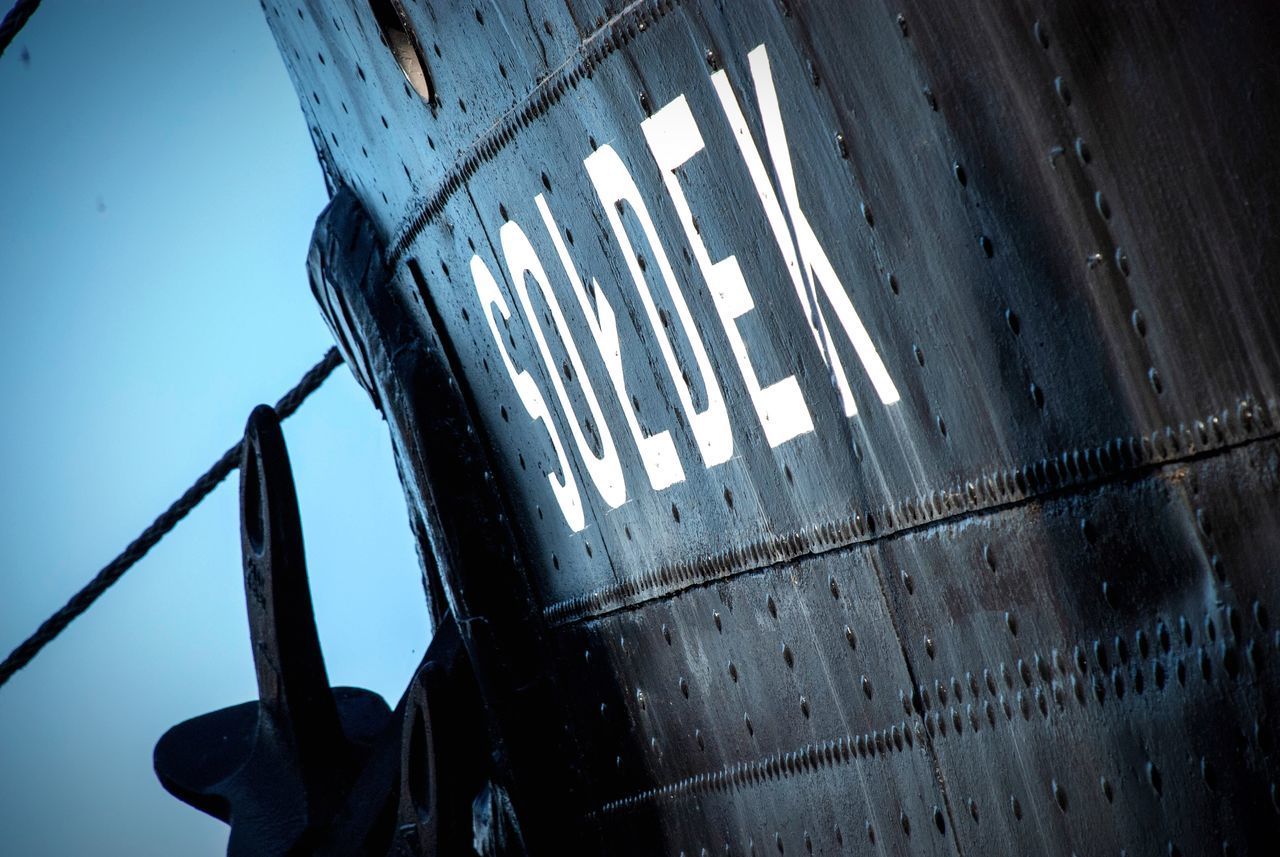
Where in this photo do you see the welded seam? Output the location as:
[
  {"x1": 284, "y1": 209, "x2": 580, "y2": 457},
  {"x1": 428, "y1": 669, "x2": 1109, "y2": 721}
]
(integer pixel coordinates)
[
  {"x1": 590, "y1": 604, "x2": 1273, "y2": 819},
  {"x1": 385, "y1": 0, "x2": 681, "y2": 266},
  {"x1": 545, "y1": 395, "x2": 1280, "y2": 625}
]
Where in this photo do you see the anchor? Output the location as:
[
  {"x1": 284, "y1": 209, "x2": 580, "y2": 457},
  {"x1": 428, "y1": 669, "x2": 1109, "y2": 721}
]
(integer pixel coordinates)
[{"x1": 153, "y1": 405, "x2": 506, "y2": 854}]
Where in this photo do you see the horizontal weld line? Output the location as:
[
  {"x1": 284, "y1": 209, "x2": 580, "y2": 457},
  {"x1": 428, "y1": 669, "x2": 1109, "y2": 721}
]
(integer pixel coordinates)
[
  {"x1": 385, "y1": 0, "x2": 678, "y2": 266},
  {"x1": 592, "y1": 608, "x2": 1267, "y2": 817},
  {"x1": 545, "y1": 396, "x2": 1280, "y2": 626}
]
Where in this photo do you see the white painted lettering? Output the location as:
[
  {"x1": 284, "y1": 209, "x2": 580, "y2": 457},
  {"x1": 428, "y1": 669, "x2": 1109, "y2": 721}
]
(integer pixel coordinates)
[
  {"x1": 712, "y1": 45, "x2": 900, "y2": 416},
  {"x1": 472, "y1": 253, "x2": 587, "y2": 532},
  {"x1": 642, "y1": 95, "x2": 815, "y2": 447},
  {"x1": 584, "y1": 144, "x2": 735, "y2": 469},
  {"x1": 535, "y1": 194, "x2": 684, "y2": 491},
  {"x1": 500, "y1": 219, "x2": 628, "y2": 509}
]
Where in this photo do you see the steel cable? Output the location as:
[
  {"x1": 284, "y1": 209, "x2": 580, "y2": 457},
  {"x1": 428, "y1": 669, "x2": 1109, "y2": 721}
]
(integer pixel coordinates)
[
  {"x1": 0, "y1": 347, "x2": 344, "y2": 689},
  {"x1": 0, "y1": 0, "x2": 42, "y2": 60}
]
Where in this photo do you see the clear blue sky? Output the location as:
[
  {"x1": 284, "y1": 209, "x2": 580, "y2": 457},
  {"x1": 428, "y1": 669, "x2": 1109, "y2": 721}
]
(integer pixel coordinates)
[{"x1": 0, "y1": 3, "x2": 428, "y2": 854}]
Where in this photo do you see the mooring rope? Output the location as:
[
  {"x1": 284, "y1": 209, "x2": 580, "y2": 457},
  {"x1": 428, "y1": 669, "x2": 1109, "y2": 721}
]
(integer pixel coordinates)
[
  {"x1": 0, "y1": 347, "x2": 344, "y2": 690},
  {"x1": 0, "y1": 0, "x2": 42, "y2": 60}
]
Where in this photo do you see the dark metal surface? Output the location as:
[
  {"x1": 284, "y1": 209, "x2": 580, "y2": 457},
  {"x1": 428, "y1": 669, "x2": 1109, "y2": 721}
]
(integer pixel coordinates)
[{"x1": 237, "y1": 1, "x2": 1280, "y2": 853}]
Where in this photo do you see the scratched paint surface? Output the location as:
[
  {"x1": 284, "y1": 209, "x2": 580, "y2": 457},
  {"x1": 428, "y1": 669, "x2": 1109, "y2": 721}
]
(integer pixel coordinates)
[{"x1": 268, "y1": 1, "x2": 1280, "y2": 853}]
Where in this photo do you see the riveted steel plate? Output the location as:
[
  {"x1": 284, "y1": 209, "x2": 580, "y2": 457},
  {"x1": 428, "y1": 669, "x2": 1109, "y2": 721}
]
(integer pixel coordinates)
[{"x1": 264, "y1": 0, "x2": 1280, "y2": 852}]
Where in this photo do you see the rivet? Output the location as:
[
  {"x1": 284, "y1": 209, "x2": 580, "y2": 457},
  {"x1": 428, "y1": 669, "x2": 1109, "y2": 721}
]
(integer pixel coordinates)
[
  {"x1": 979, "y1": 235, "x2": 994, "y2": 258},
  {"x1": 1074, "y1": 137, "x2": 1092, "y2": 163},
  {"x1": 783, "y1": 644, "x2": 795, "y2": 668},
  {"x1": 1094, "y1": 190, "x2": 1111, "y2": 220},
  {"x1": 1053, "y1": 780, "x2": 1068, "y2": 812},
  {"x1": 1081, "y1": 518, "x2": 1097, "y2": 543},
  {"x1": 1149, "y1": 367, "x2": 1163, "y2": 395},
  {"x1": 896, "y1": 13, "x2": 909, "y2": 37},
  {"x1": 1054, "y1": 76, "x2": 1072, "y2": 105},
  {"x1": 835, "y1": 133, "x2": 848, "y2": 159},
  {"x1": 1115, "y1": 247, "x2": 1131, "y2": 276},
  {"x1": 1201, "y1": 757, "x2": 1217, "y2": 791},
  {"x1": 1147, "y1": 761, "x2": 1163, "y2": 796},
  {"x1": 1093, "y1": 639, "x2": 1109, "y2": 671},
  {"x1": 922, "y1": 86, "x2": 938, "y2": 110},
  {"x1": 1034, "y1": 20, "x2": 1050, "y2": 49}
]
